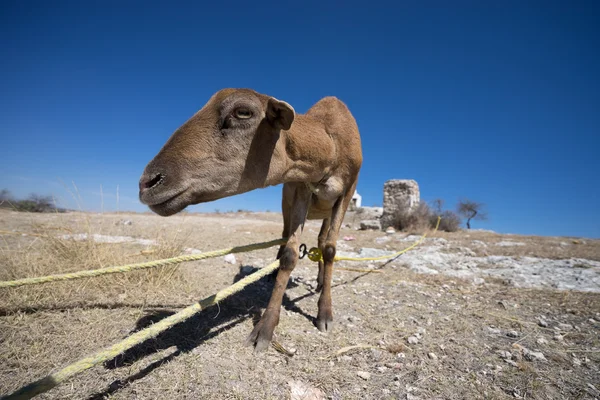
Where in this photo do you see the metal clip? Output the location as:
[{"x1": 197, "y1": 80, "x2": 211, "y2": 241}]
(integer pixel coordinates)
[{"x1": 299, "y1": 243, "x2": 308, "y2": 259}]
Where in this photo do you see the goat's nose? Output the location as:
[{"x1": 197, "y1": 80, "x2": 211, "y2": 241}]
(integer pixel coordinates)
[{"x1": 139, "y1": 172, "x2": 165, "y2": 192}]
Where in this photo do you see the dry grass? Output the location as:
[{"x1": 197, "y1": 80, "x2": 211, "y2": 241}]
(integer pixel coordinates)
[
  {"x1": 0, "y1": 211, "x2": 197, "y2": 315},
  {"x1": 0, "y1": 209, "x2": 599, "y2": 399}
]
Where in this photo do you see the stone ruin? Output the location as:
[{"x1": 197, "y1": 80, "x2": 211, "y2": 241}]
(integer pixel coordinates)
[
  {"x1": 380, "y1": 179, "x2": 420, "y2": 229},
  {"x1": 356, "y1": 179, "x2": 420, "y2": 230}
]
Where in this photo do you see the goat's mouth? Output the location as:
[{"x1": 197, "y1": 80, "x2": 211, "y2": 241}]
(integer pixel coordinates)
[
  {"x1": 146, "y1": 190, "x2": 190, "y2": 216},
  {"x1": 139, "y1": 185, "x2": 190, "y2": 216},
  {"x1": 146, "y1": 189, "x2": 227, "y2": 216}
]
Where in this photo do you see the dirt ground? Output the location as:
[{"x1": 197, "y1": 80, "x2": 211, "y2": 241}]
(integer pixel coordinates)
[{"x1": 1, "y1": 209, "x2": 599, "y2": 399}]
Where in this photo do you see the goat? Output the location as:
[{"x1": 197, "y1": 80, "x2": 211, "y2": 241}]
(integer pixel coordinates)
[{"x1": 139, "y1": 88, "x2": 362, "y2": 352}]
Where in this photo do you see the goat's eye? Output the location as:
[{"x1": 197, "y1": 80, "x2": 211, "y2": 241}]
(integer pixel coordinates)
[{"x1": 234, "y1": 108, "x2": 253, "y2": 119}]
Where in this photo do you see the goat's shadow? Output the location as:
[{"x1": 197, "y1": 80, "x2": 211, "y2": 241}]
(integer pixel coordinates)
[
  {"x1": 87, "y1": 258, "x2": 387, "y2": 400},
  {"x1": 88, "y1": 264, "x2": 314, "y2": 400}
]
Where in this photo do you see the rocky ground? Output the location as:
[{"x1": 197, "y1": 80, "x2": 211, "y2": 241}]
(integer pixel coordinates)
[{"x1": 0, "y1": 209, "x2": 599, "y2": 399}]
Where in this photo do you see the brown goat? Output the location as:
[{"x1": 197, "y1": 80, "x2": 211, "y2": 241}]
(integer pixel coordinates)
[{"x1": 139, "y1": 88, "x2": 362, "y2": 352}]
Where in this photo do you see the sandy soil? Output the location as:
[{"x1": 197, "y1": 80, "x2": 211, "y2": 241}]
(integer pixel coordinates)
[{"x1": 1, "y1": 209, "x2": 599, "y2": 399}]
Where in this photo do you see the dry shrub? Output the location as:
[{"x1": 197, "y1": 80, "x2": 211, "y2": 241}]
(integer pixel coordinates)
[
  {"x1": 393, "y1": 203, "x2": 432, "y2": 232},
  {"x1": 436, "y1": 210, "x2": 461, "y2": 232},
  {"x1": 393, "y1": 203, "x2": 461, "y2": 233}
]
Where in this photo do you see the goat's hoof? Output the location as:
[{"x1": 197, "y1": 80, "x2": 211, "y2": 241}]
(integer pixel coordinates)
[
  {"x1": 244, "y1": 321, "x2": 274, "y2": 353},
  {"x1": 315, "y1": 283, "x2": 323, "y2": 293},
  {"x1": 316, "y1": 313, "x2": 333, "y2": 333}
]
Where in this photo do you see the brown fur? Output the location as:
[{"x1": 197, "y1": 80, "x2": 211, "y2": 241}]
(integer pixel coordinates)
[{"x1": 139, "y1": 88, "x2": 362, "y2": 352}]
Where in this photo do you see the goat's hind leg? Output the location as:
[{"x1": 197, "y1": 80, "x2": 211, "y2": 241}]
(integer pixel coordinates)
[
  {"x1": 316, "y1": 185, "x2": 356, "y2": 332},
  {"x1": 245, "y1": 184, "x2": 310, "y2": 352}
]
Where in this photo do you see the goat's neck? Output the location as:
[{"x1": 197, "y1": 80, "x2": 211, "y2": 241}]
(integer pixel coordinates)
[{"x1": 269, "y1": 114, "x2": 337, "y2": 185}]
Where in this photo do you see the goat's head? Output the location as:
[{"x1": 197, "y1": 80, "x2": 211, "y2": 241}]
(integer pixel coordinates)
[{"x1": 139, "y1": 88, "x2": 295, "y2": 216}]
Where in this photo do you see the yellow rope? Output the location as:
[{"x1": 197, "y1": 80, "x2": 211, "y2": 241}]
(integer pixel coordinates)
[
  {"x1": 0, "y1": 238, "x2": 285, "y2": 289},
  {"x1": 2, "y1": 259, "x2": 281, "y2": 400},
  {"x1": 306, "y1": 216, "x2": 441, "y2": 263}
]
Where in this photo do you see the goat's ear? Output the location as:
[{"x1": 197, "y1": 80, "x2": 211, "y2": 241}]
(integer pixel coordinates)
[{"x1": 266, "y1": 98, "x2": 295, "y2": 130}]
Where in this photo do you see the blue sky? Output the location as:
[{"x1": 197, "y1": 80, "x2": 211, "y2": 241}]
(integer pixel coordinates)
[{"x1": 1, "y1": 1, "x2": 598, "y2": 238}]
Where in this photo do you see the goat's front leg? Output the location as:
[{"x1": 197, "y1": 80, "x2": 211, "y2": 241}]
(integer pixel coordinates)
[
  {"x1": 245, "y1": 184, "x2": 311, "y2": 352},
  {"x1": 316, "y1": 184, "x2": 357, "y2": 332}
]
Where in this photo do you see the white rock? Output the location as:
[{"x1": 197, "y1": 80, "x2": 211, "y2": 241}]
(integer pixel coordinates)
[
  {"x1": 407, "y1": 336, "x2": 419, "y2": 345},
  {"x1": 536, "y1": 338, "x2": 548, "y2": 345},
  {"x1": 355, "y1": 239, "x2": 600, "y2": 293},
  {"x1": 339, "y1": 248, "x2": 396, "y2": 259},
  {"x1": 507, "y1": 331, "x2": 519, "y2": 338},
  {"x1": 553, "y1": 334, "x2": 564, "y2": 341},
  {"x1": 288, "y1": 380, "x2": 326, "y2": 400},
  {"x1": 538, "y1": 319, "x2": 548, "y2": 328},
  {"x1": 223, "y1": 254, "x2": 237, "y2": 264},
  {"x1": 496, "y1": 241, "x2": 526, "y2": 247},
  {"x1": 524, "y1": 350, "x2": 547, "y2": 362},
  {"x1": 355, "y1": 206, "x2": 383, "y2": 221},
  {"x1": 356, "y1": 371, "x2": 371, "y2": 380},
  {"x1": 183, "y1": 247, "x2": 202, "y2": 254},
  {"x1": 360, "y1": 220, "x2": 381, "y2": 230},
  {"x1": 428, "y1": 352, "x2": 438, "y2": 360},
  {"x1": 375, "y1": 236, "x2": 391, "y2": 244},
  {"x1": 497, "y1": 350, "x2": 512, "y2": 359},
  {"x1": 557, "y1": 323, "x2": 573, "y2": 331},
  {"x1": 401, "y1": 234, "x2": 423, "y2": 242},
  {"x1": 504, "y1": 359, "x2": 518, "y2": 368},
  {"x1": 472, "y1": 277, "x2": 485, "y2": 285}
]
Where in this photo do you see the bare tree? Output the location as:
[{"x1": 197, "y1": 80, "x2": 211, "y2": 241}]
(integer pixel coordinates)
[{"x1": 457, "y1": 199, "x2": 487, "y2": 229}]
